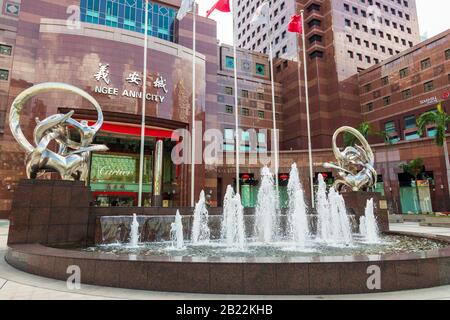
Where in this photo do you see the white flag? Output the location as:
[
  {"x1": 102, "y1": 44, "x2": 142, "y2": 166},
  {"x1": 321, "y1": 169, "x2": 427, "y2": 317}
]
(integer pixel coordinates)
[
  {"x1": 250, "y1": 1, "x2": 270, "y2": 27},
  {"x1": 177, "y1": 0, "x2": 194, "y2": 21}
]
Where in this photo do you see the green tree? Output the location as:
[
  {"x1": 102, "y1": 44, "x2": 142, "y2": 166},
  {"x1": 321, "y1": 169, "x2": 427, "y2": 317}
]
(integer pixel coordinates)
[
  {"x1": 417, "y1": 102, "x2": 450, "y2": 201},
  {"x1": 344, "y1": 121, "x2": 387, "y2": 147},
  {"x1": 400, "y1": 158, "x2": 425, "y2": 214}
]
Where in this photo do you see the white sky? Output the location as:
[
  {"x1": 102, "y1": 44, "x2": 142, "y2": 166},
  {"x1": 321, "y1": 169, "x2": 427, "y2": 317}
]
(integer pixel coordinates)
[{"x1": 197, "y1": 0, "x2": 450, "y2": 45}]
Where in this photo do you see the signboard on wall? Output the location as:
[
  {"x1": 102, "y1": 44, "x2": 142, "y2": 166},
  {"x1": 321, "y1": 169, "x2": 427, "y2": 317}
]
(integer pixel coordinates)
[{"x1": 93, "y1": 63, "x2": 168, "y2": 103}]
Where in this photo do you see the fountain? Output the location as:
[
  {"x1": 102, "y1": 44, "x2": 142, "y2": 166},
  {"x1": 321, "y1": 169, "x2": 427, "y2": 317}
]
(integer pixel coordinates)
[
  {"x1": 360, "y1": 198, "x2": 381, "y2": 243},
  {"x1": 191, "y1": 190, "x2": 210, "y2": 244},
  {"x1": 286, "y1": 163, "x2": 309, "y2": 247},
  {"x1": 220, "y1": 186, "x2": 246, "y2": 250},
  {"x1": 254, "y1": 166, "x2": 278, "y2": 243},
  {"x1": 316, "y1": 174, "x2": 353, "y2": 246},
  {"x1": 170, "y1": 210, "x2": 185, "y2": 250},
  {"x1": 128, "y1": 213, "x2": 140, "y2": 248}
]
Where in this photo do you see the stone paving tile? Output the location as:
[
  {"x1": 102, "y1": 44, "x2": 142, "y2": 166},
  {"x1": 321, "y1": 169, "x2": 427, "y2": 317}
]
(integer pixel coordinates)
[
  {"x1": 390, "y1": 222, "x2": 450, "y2": 236},
  {"x1": 0, "y1": 281, "x2": 109, "y2": 300}
]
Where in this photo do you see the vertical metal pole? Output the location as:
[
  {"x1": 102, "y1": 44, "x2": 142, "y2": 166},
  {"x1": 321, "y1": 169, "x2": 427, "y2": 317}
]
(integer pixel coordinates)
[
  {"x1": 138, "y1": 0, "x2": 149, "y2": 207},
  {"x1": 232, "y1": 0, "x2": 240, "y2": 194},
  {"x1": 153, "y1": 138, "x2": 164, "y2": 206},
  {"x1": 300, "y1": 9, "x2": 315, "y2": 208},
  {"x1": 190, "y1": 1, "x2": 197, "y2": 207},
  {"x1": 268, "y1": 25, "x2": 279, "y2": 198}
]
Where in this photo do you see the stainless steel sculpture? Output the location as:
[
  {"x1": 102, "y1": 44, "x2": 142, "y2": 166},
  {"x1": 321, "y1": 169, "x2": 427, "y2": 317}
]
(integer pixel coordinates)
[
  {"x1": 324, "y1": 126, "x2": 377, "y2": 192},
  {"x1": 9, "y1": 82, "x2": 108, "y2": 181}
]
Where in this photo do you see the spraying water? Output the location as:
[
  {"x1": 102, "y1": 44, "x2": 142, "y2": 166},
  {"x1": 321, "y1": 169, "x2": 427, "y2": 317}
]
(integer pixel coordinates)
[
  {"x1": 255, "y1": 166, "x2": 278, "y2": 243},
  {"x1": 328, "y1": 188, "x2": 353, "y2": 246},
  {"x1": 359, "y1": 216, "x2": 367, "y2": 236},
  {"x1": 129, "y1": 213, "x2": 139, "y2": 248},
  {"x1": 170, "y1": 210, "x2": 185, "y2": 250},
  {"x1": 360, "y1": 198, "x2": 380, "y2": 243},
  {"x1": 316, "y1": 174, "x2": 331, "y2": 241},
  {"x1": 316, "y1": 175, "x2": 353, "y2": 246},
  {"x1": 191, "y1": 190, "x2": 210, "y2": 244},
  {"x1": 286, "y1": 163, "x2": 309, "y2": 246},
  {"x1": 221, "y1": 185, "x2": 246, "y2": 249}
]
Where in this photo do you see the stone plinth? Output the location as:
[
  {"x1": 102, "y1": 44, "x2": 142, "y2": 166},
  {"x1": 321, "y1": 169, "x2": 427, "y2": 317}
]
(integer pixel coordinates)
[
  {"x1": 341, "y1": 192, "x2": 389, "y2": 232},
  {"x1": 8, "y1": 179, "x2": 91, "y2": 247}
]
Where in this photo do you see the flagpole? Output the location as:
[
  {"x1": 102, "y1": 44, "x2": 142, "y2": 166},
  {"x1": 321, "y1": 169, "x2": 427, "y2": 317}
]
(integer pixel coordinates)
[
  {"x1": 138, "y1": 0, "x2": 149, "y2": 207},
  {"x1": 232, "y1": 0, "x2": 240, "y2": 194},
  {"x1": 300, "y1": 9, "x2": 315, "y2": 208},
  {"x1": 267, "y1": 20, "x2": 280, "y2": 199},
  {"x1": 190, "y1": 1, "x2": 197, "y2": 207}
]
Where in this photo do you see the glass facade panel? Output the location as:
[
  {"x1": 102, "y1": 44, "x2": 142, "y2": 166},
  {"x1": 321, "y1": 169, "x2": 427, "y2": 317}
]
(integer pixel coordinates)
[
  {"x1": 404, "y1": 115, "x2": 416, "y2": 129},
  {"x1": 80, "y1": 0, "x2": 177, "y2": 43},
  {"x1": 225, "y1": 56, "x2": 234, "y2": 69}
]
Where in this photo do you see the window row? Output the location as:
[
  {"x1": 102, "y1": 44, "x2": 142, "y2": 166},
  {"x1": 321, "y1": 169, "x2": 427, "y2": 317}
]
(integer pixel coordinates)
[
  {"x1": 224, "y1": 56, "x2": 266, "y2": 76},
  {"x1": 344, "y1": 18, "x2": 414, "y2": 44},
  {"x1": 365, "y1": 80, "x2": 440, "y2": 112},
  {"x1": 222, "y1": 87, "x2": 281, "y2": 102},
  {"x1": 345, "y1": 1, "x2": 411, "y2": 22},
  {"x1": 238, "y1": 16, "x2": 287, "y2": 48},
  {"x1": 363, "y1": 50, "x2": 450, "y2": 94},
  {"x1": 224, "y1": 105, "x2": 267, "y2": 119},
  {"x1": 80, "y1": 0, "x2": 178, "y2": 43}
]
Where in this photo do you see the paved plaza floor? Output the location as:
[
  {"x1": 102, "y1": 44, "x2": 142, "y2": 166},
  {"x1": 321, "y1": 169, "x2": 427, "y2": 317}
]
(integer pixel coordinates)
[{"x1": 0, "y1": 220, "x2": 449, "y2": 300}]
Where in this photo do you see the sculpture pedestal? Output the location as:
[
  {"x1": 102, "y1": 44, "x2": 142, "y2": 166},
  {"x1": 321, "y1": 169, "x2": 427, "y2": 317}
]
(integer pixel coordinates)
[
  {"x1": 341, "y1": 192, "x2": 389, "y2": 232},
  {"x1": 8, "y1": 179, "x2": 92, "y2": 246}
]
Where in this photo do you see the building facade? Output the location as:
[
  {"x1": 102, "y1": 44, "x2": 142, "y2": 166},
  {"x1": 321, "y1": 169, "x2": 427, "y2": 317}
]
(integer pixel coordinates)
[
  {"x1": 235, "y1": 0, "x2": 298, "y2": 60},
  {"x1": 0, "y1": 0, "x2": 449, "y2": 216}
]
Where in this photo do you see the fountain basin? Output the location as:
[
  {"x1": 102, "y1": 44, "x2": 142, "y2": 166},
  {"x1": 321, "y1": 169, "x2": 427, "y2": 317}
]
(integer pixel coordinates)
[{"x1": 5, "y1": 231, "x2": 450, "y2": 295}]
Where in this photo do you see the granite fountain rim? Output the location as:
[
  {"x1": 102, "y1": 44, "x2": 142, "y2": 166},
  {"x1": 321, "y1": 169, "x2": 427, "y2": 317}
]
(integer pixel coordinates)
[{"x1": 7, "y1": 231, "x2": 450, "y2": 264}]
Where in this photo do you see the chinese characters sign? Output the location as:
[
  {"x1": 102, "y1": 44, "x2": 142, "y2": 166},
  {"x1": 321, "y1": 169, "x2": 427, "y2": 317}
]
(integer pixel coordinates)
[{"x1": 93, "y1": 63, "x2": 168, "y2": 103}]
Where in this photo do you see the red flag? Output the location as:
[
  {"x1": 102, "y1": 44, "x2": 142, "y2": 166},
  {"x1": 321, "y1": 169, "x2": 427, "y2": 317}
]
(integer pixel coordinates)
[
  {"x1": 206, "y1": 0, "x2": 231, "y2": 18},
  {"x1": 288, "y1": 15, "x2": 302, "y2": 33}
]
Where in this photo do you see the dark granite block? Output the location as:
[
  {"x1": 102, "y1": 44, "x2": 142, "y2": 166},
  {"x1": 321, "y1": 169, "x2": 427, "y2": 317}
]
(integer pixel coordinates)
[
  {"x1": 29, "y1": 207, "x2": 50, "y2": 225},
  {"x1": 176, "y1": 263, "x2": 210, "y2": 293},
  {"x1": 243, "y1": 264, "x2": 276, "y2": 295},
  {"x1": 49, "y1": 207, "x2": 71, "y2": 225},
  {"x1": 119, "y1": 261, "x2": 148, "y2": 290},
  {"x1": 67, "y1": 225, "x2": 88, "y2": 245},
  {"x1": 210, "y1": 263, "x2": 244, "y2": 294},
  {"x1": 30, "y1": 184, "x2": 53, "y2": 208},
  {"x1": 7, "y1": 224, "x2": 29, "y2": 244},
  {"x1": 395, "y1": 260, "x2": 419, "y2": 290},
  {"x1": 438, "y1": 257, "x2": 450, "y2": 285},
  {"x1": 275, "y1": 263, "x2": 309, "y2": 295},
  {"x1": 309, "y1": 263, "x2": 341, "y2": 295},
  {"x1": 47, "y1": 225, "x2": 69, "y2": 245},
  {"x1": 51, "y1": 186, "x2": 72, "y2": 207},
  {"x1": 339, "y1": 262, "x2": 381, "y2": 294},
  {"x1": 416, "y1": 258, "x2": 440, "y2": 288},
  {"x1": 10, "y1": 207, "x2": 30, "y2": 226},
  {"x1": 36, "y1": 255, "x2": 56, "y2": 278},
  {"x1": 27, "y1": 225, "x2": 49, "y2": 244},
  {"x1": 147, "y1": 262, "x2": 178, "y2": 292},
  {"x1": 70, "y1": 187, "x2": 91, "y2": 208},
  {"x1": 94, "y1": 260, "x2": 121, "y2": 287},
  {"x1": 69, "y1": 207, "x2": 89, "y2": 225},
  {"x1": 379, "y1": 261, "x2": 398, "y2": 292},
  {"x1": 53, "y1": 257, "x2": 74, "y2": 281},
  {"x1": 11, "y1": 185, "x2": 33, "y2": 208}
]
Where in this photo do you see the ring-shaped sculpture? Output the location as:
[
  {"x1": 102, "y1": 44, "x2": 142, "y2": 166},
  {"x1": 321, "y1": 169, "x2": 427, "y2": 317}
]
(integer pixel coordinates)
[
  {"x1": 323, "y1": 126, "x2": 377, "y2": 192},
  {"x1": 9, "y1": 82, "x2": 108, "y2": 181}
]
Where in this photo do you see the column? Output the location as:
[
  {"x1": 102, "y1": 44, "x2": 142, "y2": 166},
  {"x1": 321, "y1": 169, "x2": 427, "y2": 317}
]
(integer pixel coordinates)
[{"x1": 153, "y1": 138, "x2": 164, "y2": 206}]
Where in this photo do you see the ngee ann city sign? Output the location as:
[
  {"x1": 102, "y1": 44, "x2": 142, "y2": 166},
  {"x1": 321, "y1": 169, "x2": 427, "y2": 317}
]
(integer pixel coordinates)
[{"x1": 93, "y1": 63, "x2": 168, "y2": 103}]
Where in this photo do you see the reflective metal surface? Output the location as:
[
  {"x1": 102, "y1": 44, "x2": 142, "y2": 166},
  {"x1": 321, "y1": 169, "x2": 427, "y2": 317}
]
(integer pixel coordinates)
[
  {"x1": 324, "y1": 126, "x2": 377, "y2": 192},
  {"x1": 9, "y1": 82, "x2": 108, "y2": 180}
]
